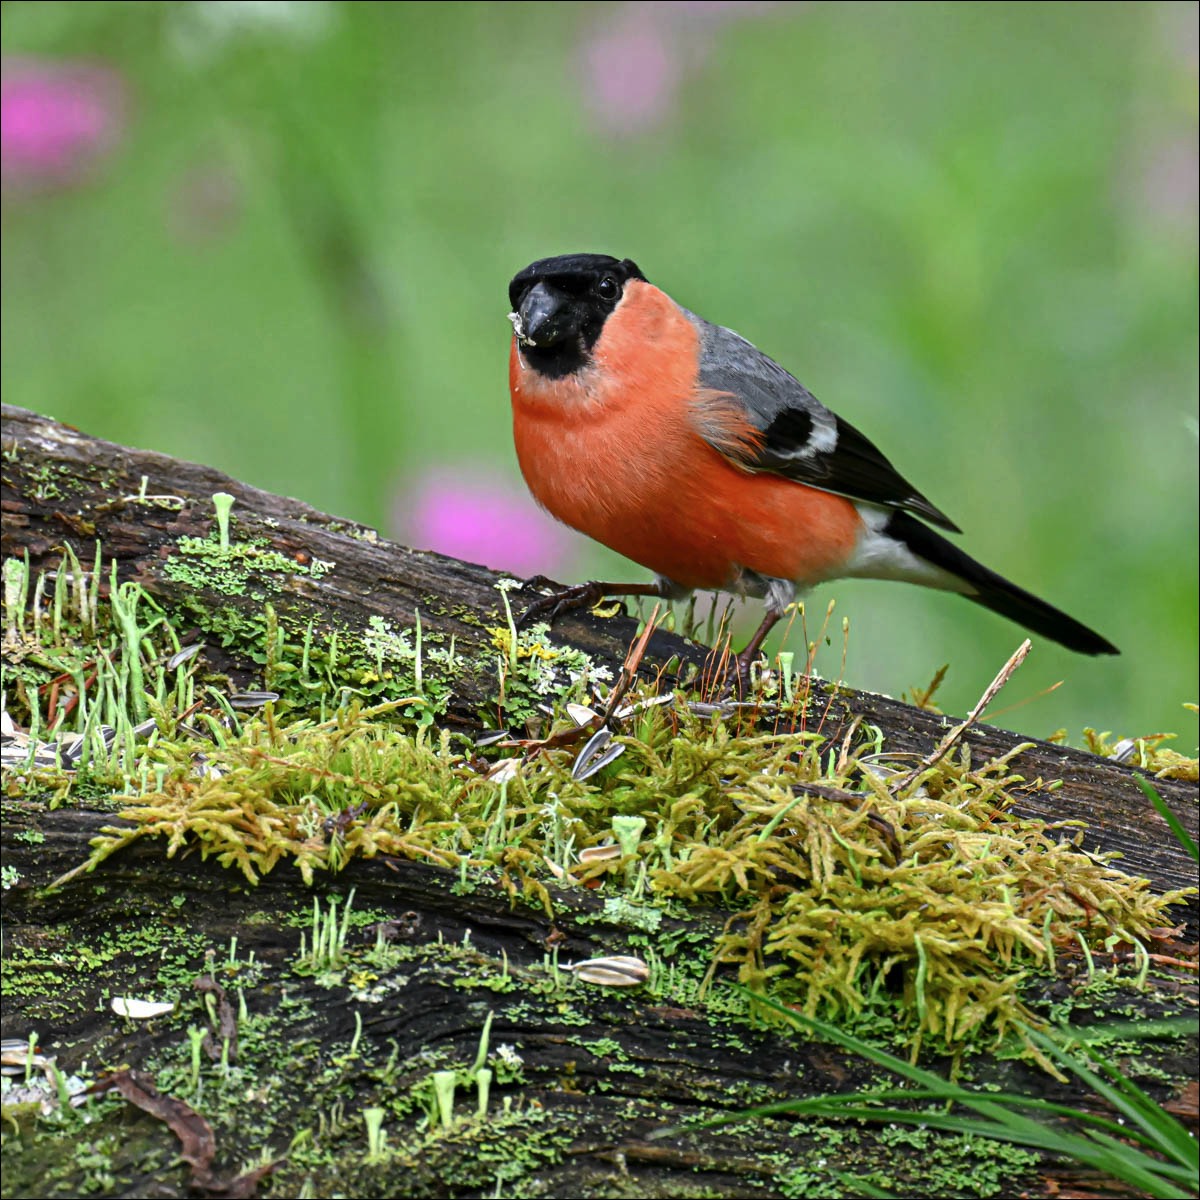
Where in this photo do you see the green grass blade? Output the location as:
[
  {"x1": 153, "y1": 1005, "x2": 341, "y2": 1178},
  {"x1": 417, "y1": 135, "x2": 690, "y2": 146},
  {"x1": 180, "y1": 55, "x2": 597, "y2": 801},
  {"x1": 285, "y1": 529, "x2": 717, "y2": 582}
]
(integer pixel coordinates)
[
  {"x1": 712, "y1": 990, "x2": 1198, "y2": 1199},
  {"x1": 1025, "y1": 1027, "x2": 1199, "y2": 1167},
  {"x1": 759, "y1": 1086, "x2": 1157, "y2": 1148},
  {"x1": 1134, "y1": 776, "x2": 1199, "y2": 863},
  {"x1": 832, "y1": 1172, "x2": 894, "y2": 1199}
]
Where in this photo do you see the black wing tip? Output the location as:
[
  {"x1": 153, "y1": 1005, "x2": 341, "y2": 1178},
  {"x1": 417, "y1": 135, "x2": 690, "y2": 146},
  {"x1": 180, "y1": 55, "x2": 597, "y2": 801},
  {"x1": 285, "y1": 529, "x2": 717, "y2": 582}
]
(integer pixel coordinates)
[
  {"x1": 1063, "y1": 627, "x2": 1120, "y2": 656},
  {"x1": 886, "y1": 511, "x2": 1118, "y2": 656},
  {"x1": 971, "y1": 581, "x2": 1120, "y2": 657},
  {"x1": 913, "y1": 500, "x2": 962, "y2": 535}
]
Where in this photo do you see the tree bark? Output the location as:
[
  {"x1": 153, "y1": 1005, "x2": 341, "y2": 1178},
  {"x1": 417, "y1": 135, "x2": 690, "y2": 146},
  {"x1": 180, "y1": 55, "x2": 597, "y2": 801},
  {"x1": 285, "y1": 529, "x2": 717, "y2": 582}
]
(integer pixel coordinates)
[{"x1": 2, "y1": 404, "x2": 1197, "y2": 1199}]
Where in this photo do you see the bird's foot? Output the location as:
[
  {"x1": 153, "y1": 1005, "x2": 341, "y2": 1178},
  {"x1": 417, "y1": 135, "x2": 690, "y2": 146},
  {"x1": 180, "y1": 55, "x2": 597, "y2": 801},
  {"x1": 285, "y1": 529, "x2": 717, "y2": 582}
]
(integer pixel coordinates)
[
  {"x1": 697, "y1": 609, "x2": 781, "y2": 701},
  {"x1": 518, "y1": 579, "x2": 612, "y2": 630},
  {"x1": 731, "y1": 645, "x2": 761, "y2": 698},
  {"x1": 695, "y1": 643, "x2": 759, "y2": 703}
]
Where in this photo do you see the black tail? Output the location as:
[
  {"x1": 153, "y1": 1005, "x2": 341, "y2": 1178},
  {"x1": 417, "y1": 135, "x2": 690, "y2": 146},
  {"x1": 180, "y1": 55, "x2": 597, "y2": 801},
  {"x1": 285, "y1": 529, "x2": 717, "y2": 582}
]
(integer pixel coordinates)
[{"x1": 887, "y1": 512, "x2": 1119, "y2": 656}]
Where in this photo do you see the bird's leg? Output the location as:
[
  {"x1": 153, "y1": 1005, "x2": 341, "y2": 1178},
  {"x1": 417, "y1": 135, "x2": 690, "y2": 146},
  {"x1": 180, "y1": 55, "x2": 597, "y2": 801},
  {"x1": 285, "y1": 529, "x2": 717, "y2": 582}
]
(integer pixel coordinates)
[
  {"x1": 730, "y1": 608, "x2": 783, "y2": 695},
  {"x1": 518, "y1": 579, "x2": 668, "y2": 630}
]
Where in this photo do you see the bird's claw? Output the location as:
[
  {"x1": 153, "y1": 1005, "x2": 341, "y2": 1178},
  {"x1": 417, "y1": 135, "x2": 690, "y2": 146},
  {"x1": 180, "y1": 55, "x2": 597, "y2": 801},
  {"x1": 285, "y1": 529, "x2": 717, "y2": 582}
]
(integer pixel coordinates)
[
  {"x1": 696, "y1": 644, "x2": 762, "y2": 702},
  {"x1": 517, "y1": 580, "x2": 609, "y2": 630},
  {"x1": 521, "y1": 574, "x2": 567, "y2": 595}
]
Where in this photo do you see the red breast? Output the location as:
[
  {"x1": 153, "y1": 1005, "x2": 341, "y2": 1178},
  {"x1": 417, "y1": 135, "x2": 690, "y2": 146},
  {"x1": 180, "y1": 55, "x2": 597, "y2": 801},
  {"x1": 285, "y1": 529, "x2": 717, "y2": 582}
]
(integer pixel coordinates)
[{"x1": 509, "y1": 280, "x2": 862, "y2": 590}]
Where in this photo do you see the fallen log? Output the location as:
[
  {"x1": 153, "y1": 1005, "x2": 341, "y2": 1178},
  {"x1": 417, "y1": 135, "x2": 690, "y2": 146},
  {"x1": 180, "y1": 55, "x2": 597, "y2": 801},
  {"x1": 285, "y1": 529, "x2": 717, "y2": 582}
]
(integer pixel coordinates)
[
  {"x1": 2, "y1": 404, "x2": 1194, "y2": 897},
  {"x1": 1, "y1": 404, "x2": 1196, "y2": 1199}
]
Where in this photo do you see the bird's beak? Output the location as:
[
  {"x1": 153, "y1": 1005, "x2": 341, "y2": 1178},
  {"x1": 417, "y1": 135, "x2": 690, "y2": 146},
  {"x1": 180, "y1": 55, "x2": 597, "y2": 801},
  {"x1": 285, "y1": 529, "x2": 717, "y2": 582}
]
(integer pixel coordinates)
[{"x1": 514, "y1": 281, "x2": 569, "y2": 348}]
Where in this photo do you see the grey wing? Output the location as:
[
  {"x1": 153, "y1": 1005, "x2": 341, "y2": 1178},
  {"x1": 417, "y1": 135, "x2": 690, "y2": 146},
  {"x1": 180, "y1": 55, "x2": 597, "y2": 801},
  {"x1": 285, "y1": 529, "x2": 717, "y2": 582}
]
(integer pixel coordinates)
[{"x1": 687, "y1": 312, "x2": 961, "y2": 534}]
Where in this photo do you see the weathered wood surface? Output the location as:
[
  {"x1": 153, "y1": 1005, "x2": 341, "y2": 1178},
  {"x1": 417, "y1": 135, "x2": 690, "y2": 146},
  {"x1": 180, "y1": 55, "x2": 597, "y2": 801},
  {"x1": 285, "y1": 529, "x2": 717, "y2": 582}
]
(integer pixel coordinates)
[
  {"x1": 2, "y1": 404, "x2": 1197, "y2": 1199},
  {"x1": 2, "y1": 800, "x2": 1196, "y2": 1200}
]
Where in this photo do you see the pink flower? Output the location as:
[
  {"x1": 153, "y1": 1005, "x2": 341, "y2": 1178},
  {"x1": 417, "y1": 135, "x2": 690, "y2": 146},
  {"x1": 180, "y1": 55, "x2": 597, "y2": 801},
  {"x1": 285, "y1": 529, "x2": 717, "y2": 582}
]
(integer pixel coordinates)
[
  {"x1": 1133, "y1": 135, "x2": 1199, "y2": 230},
  {"x1": 579, "y1": 2, "x2": 785, "y2": 138},
  {"x1": 394, "y1": 469, "x2": 578, "y2": 579},
  {"x1": 580, "y1": 5, "x2": 682, "y2": 138},
  {"x1": 1, "y1": 57, "x2": 125, "y2": 192}
]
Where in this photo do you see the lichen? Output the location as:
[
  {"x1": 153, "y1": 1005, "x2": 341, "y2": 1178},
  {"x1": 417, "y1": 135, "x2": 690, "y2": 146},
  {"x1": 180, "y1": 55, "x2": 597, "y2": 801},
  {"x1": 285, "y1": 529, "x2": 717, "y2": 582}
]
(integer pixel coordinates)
[{"x1": 162, "y1": 532, "x2": 331, "y2": 598}]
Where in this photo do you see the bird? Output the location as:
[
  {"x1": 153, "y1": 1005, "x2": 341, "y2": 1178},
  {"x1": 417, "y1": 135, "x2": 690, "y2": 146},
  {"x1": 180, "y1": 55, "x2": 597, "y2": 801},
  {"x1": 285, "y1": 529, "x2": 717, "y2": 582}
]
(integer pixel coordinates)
[{"x1": 505, "y1": 252, "x2": 1118, "y2": 685}]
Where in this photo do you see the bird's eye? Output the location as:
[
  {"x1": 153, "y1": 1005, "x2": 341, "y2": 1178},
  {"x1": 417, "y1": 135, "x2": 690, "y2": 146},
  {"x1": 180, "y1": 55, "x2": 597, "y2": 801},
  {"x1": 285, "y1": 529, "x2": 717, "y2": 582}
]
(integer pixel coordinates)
[{"x1": 595, "y1": 276, "x2": 620, "y2": 302}]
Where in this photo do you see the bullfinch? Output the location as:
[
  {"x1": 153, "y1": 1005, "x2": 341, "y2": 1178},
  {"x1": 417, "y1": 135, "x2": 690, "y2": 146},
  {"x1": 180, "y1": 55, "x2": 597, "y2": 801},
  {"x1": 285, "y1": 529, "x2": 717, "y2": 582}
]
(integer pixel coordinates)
[{"x1": 506, "y1": 253, "x2": 1118, "y2": 682}]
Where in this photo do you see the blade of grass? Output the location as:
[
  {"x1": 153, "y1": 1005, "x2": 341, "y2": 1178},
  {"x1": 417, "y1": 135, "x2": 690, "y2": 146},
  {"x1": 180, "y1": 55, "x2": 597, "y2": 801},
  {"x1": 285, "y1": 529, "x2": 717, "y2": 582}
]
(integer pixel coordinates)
[
  {"x1": 1134, "y1": 776, "x2": 1198, "y2": 864},
  {"x1": 661, "y1": 989, "x2": 1198, "y2": 1200},
  {"x1": 1027, "y1": 1026, "x2": 1200, "y2": 1168},
  {"x1": 761, "y1": 1085, "x2": 1163, "y2": 1148}
]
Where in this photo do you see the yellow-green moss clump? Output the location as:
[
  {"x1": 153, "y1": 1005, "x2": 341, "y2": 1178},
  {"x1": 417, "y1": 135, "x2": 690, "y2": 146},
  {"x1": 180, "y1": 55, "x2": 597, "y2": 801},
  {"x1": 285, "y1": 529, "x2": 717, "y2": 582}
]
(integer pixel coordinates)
[{"x1": 49, "y1": 695, "x2": 1191, "y2": 1052}]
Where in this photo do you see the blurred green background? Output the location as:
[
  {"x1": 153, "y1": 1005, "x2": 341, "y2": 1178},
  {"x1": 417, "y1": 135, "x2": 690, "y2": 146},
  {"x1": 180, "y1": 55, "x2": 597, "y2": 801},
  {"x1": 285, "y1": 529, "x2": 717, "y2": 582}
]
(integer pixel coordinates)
[{"x1": 2, "y1": 1, "x2": 1196, "y2": 745}]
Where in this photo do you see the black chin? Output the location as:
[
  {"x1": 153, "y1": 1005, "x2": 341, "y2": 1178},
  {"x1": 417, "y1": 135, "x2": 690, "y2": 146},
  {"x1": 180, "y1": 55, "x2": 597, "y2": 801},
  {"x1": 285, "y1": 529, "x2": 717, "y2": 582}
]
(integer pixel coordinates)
[{"x1": 519, "y1": 335, "x2": 590, "y2": 379}]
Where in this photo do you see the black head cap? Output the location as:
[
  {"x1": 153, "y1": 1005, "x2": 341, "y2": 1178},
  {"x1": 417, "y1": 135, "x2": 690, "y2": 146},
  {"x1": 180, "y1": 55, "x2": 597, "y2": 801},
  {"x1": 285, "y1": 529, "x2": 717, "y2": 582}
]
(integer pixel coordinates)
[{"x1": 508, "y1": 254, "x2": 647, "y2": 378}]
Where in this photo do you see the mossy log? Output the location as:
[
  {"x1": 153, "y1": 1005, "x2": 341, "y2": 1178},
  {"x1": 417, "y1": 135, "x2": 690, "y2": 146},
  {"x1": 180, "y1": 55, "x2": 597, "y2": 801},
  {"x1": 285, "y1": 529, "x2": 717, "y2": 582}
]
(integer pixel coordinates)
[
  {"x1": 2, "y1": 404, "x2": 1197, "y2": 1199},
  {"x1": 2, "y1": 798, "x2": 1196, "y2": 1200},
  {"x1": 2, "y1": 404, "x2": 1196, "y2": 899}
]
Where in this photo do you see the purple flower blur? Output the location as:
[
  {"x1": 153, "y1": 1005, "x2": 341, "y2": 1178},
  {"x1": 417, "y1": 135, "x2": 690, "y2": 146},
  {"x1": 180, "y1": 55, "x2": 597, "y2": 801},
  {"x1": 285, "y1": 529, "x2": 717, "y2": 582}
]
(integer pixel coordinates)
[
  {"x1": 1, "y1": 57, "x2": 125, "y2": 192},
  {"x1": 580, "y1": 5, "x2": 681, "y2": 138},
  {"x1": 579, "y1": 2, "x2": 783, "y2": 138},
  {"x1": 395, "y1": 470, "x2": 578, "y2": 579}
]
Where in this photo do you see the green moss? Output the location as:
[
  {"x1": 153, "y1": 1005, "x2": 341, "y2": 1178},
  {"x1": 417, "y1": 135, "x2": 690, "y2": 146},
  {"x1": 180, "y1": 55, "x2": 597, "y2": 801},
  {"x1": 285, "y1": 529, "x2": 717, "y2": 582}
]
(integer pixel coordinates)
[
  {"x1": 579, "y1": 1038, "x2": 626, "y2": 1061},
  {"x1": 43, "y1": 689, "x2": 1189, "y2": 1055},
  {"x1": 19, "y1": 459, "x2": 85, "y2": 505},
  {"x1": 3, "y1": 916, "x2": 212, "y2": 1001},
  {"x1": 162, "y1": 531, "x2": 331, "y2": 598},
  {"x1": 1079, "y1": 717, "x2": 1199, "y2": 782},
  {"x1": 761, "y1": 1119, "x2": 1039, "y2": 1199}
]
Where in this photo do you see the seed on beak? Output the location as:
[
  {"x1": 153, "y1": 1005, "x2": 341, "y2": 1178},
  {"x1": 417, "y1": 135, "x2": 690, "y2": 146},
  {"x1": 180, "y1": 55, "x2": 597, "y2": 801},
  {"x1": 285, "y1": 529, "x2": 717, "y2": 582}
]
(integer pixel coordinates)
[{"x1": 508, "y1": 310, "x2": 532, "y2": 345}]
